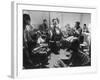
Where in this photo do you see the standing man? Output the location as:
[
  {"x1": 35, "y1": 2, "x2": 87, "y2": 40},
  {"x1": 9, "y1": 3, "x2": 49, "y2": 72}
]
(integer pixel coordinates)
[
  {"x1": 49, "y1": 18, "x2": 63, "y2": 54},
  {"x1": 83, "y1": 24, "x2": 89, "y2": 33},
  {"x1": 74, "y1": 21, "x2": 83, "y2": 44},
  {"x1": 39, "y1": 19, "x2": 48, "y2": 32},
  {"x1": 23, "y1": 14, "x2": 33, "y2": 69},
  {"x1": 74, "y1": 21, "x2": 82, "y2": 36}
]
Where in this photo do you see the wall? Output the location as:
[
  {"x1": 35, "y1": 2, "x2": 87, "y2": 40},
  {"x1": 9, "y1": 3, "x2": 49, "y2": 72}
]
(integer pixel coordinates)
[
  {"x1": 23, "y1": 10, "x2": 50, "y2": 28},
  {"x1": 23, "y1": 10, "x2": 90, "y2": 31},
  {"x1": 62, "y1": 13, "x2": 81, "y2": 30}
]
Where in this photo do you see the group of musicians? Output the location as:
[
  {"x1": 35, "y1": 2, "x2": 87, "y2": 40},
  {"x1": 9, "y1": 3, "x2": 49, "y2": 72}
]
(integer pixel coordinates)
[{"x1": 23, "y1": 14, "x2": 90, "y2": 69}]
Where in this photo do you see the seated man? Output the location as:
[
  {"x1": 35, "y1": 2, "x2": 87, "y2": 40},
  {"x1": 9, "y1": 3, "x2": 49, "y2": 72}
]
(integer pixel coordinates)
[{"x1": 69, "y1": 38, "x2": 90, "y2": 66}]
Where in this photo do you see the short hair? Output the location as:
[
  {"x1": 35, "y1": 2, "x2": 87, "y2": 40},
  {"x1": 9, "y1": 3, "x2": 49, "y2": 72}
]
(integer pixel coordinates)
[
  {"x1": 23, "y1": 14, "x2": 30, "y2": 21},
  {"x1": 70, "y1": 38, "x2": 79, "y2": 51},
  {"x1": 84, "y1": 24, "x2": 86, "y2": 26},
  {"x1": 76, "y1": 21, "x2": 80, "y2": 25},
  {"x1": 43, "y1": 19, "x2": 47, "y2": 22},
  {"x1": 52, "y1": 18, "x2": 59, "y2": 24},
  {"x1": 23, "y1": 14, "x2": 31, "y2": 30}
]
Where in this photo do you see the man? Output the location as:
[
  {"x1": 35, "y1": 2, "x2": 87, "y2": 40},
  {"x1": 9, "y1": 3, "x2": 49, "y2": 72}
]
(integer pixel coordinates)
[
  {"x1": 39, "y1": 19, "x2": 48, "y2": 32},
  {"x1": 69, "y1": 38, "x2": 90, "y2": 66},
  {"x1": 50, "y1": 18, "x2": 62, "y2": 41},
  {"x1": 65, "y1": 24, "x2": 75, "y2": 37},
  {"x1": 23, "y1": 14, "x2": 34, "y2": 69},
  {"x1": 74, "y1": 21, "x2": 84, "y2": 44},
  {"x1": 83, "y1": 24, "x2": 89, "y2": 33},
  {"x1": 48, "y1": 18, "x2": 63, "y2": 55},
  {"x1": 74, "y1": 21, "x2": 82, "y2": 36}
]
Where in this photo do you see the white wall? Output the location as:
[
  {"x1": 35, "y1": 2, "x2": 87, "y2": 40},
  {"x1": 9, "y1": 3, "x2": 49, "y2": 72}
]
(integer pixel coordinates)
[
  {"x1": 80, "y1": 13, "x2": 91, "y2": 28},
  {"x1": 50, "y1": 12, "x2": 82, "y2": 30},
  {"x1": 62, "y1": 13, "x2": 81, "y2": 30},
  {"x1": 24, "y1": 11, "x2": 90, "y2": 31},
  {"x1": 23, "y1": 10, "x2": 49, "y2": 28}
]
